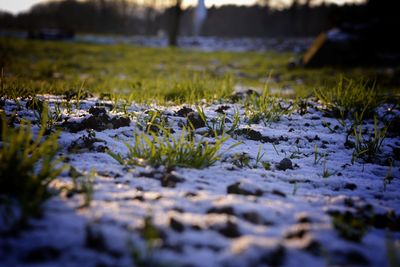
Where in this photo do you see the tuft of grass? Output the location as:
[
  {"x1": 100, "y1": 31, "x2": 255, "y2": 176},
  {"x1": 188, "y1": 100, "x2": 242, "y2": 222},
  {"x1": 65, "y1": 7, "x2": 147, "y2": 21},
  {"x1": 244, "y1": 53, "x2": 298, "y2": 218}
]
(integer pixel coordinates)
[
  {"x1": 197, "y1": 106, "x2": 240, "y2": 136},
  {"x1": 254, "y1": 144, "x2": 265, "y2": 167},
  {"x1": 289, "y1": 144, "x2": 302, "y2": 159},
  {"x1": 32, "y1": 100, "x2": 62, "y2": 134},
  {"x1": 331, "y1": 212, "x2": 367, "y2": 242},
  {"x1": 315, "y1": 77, "x2": 383, "y2": 120},
  {"x1": 0, "y1": 112, "x2": 62, "y2": 230},
  {"x1": 231, "y1": 152, "x2": 251, "y2": 168},
  {"x1": 244, "y1": 91, "x2": 294, "y2": 125},
  {"x1": 352, "y1": 116, "x2": 388, "y2": 163},
  {"x1": 136, "y1": 109, "x2": 170, "y2": 134},
  {"x1": 110, "y1": 126, "x2": 238, "y2": 169},
  {"x1": 313, "y1": 144, "x2": 325, "y2": 165},
  {"x1": 322, "y1": 160, "x2": 332, "y2": 178},
  {"x1": 262, "y1": 161, "x2": 271, "y2": 170}
]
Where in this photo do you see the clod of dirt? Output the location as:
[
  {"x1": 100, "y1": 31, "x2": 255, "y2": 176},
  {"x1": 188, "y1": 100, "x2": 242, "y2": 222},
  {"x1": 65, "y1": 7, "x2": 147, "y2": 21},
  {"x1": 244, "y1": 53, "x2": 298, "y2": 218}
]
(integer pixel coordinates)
[
  {"x1": 227, "y1": 181, "x2": 263, "y2": 196},
  {"x1": 305, "y1": 135, "x2": 320, "y2": 142},
  {"x1": 68, "y1": 132, "x2": 107, "y2": 152},
  {"x1": 64, "y1": 113, "x2": 130, "y2": 133},
  {"x1": 171, "y1": 207, "x2": 184, "y2": 213},
  {"x1": 344, "y1": 183, "x2": 357, "y2": 191},
  {"x1": 310, "y1": 116, "x2": 321, "y2": 120},
  {"x1": 169, "y1": 217, "x2": 185, "y2": 232},
  {"x1": 186, "y1": 112, "x2": 206, "y2": 129},
  {"x1": 184, "y1": 192, "x2": 198, "y2": 198},
  {"x1": 161, "y1": 173, "x2": 185, "y2": 188},
  {"x1": 175, "y1": 106, "x2": 194, "y2": 117},
  {"x1": 215, "y1": 105, "x2": 230, "y2": 113},
  {"x1": 129, "y1": 195, "x2": 143, "y2": 202},
  {"x1": 234, "y1": 128, "x2": 264, "y2": 141},
  {"x1": 234, "y1": 128, "x2": 285, "y2": 144},
  {"x1": 344, "y1": 140, "x2": 355, "y2": 149},
  {"x1": 277, "y1": 158, "x2": 293, "y2": 171},
  {"x1": 284, "y1": 224, "x2": 310, "y2": 239},
  {"x1": 111, "y1": 116, "x2": 131, "y2": 129},
  {"x1": 207, "y1": 206, "x2": 235, "y2": 215},
  {"x1": 88, "y1": 106, "x2": 107, "y2": 116},
  {"x1": 272, "y1": 189, "x2": 286, "y2": 198},
  {"x1": 296, "y1": 213, "x2": 312, "y2": 224},
  {"x1": 241, "y1": 211, "x2": 271, "y2": 225},
  {"x1": 216, "y1": 219, "x2": 241, "y2": 238}
]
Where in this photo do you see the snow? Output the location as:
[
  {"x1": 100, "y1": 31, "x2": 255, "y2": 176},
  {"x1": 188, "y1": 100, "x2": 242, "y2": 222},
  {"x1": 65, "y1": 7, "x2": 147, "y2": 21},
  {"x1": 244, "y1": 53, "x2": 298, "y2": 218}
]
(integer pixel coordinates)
[
  {"x1": 0, "y1": 95, "x2": 399, "y2": 267},
  {"x1": 74, "y1": 35, "x2": 312, "y2": 53}
]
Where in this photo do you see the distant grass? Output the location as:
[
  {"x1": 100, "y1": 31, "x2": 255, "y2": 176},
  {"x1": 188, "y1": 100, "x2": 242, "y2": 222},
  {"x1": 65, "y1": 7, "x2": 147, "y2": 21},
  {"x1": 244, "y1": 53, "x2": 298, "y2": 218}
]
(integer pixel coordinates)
[
  {"x1": 314, "y1": 77, "x2": 391, "y2": 164},
  {"x1": 244, "y1": 90, "x2": 295, "y2": 125},
  {"x1": 315, "y1": 77, "x2": 383, "y2": 120},
  {"x1": 1, "y1": 37, "x2": 278, "y2": 103},
  {"x1": 1, "y1": 37, "x2": 394, "y2": 103}
]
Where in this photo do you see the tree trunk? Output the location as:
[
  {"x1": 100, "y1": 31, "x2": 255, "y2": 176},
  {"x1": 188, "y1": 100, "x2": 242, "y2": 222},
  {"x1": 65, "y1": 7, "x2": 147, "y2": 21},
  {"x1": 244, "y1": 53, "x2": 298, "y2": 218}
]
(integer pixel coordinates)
[{"x1": 168, "y1": 0, "x2": 182, "y2": 47}]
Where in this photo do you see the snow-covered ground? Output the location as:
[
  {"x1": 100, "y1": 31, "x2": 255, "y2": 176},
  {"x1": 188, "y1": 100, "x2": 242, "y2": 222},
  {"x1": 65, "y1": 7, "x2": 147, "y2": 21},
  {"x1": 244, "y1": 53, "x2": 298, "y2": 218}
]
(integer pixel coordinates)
[
  {"x1": 0, "y1": 95, "x2": 399, "y2": 267},
  {"x1": 0, "y1": 30, "x2": 312, "y2": 52},
  {"x1": 75, "y1": 35, "x2": 312, "y2": 53}
]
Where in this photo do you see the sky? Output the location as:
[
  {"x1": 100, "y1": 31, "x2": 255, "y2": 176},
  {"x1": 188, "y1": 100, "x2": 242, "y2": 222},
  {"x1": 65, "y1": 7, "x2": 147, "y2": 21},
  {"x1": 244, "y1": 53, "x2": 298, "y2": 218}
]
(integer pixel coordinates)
[{"x1": 0, "y1": 0, "x2": 366, "y2": 14}]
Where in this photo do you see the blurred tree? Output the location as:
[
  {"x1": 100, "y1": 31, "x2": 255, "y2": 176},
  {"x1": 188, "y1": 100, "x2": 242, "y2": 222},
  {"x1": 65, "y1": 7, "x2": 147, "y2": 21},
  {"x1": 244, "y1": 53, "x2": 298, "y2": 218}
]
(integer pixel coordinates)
[
  {"x1": 168, "y1": 0, "x2": 182, "y2": 46},
  {"x1": 145, "y1": 0, "x2": 157, "y2": 35},
  {"x1": 0, "y1": 0, "x2": 380, "y2": 39}
]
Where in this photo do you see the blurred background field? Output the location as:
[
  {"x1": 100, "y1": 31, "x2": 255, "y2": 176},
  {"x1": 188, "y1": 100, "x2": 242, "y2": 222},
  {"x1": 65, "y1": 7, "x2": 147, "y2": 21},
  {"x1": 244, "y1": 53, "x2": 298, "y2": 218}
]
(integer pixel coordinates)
[
  {"x1": 1, "y1": 37, "x2": 399, "y2": 103},
  {"x1": 1, "y1": 0, "x2": 399, "y2": 103}
]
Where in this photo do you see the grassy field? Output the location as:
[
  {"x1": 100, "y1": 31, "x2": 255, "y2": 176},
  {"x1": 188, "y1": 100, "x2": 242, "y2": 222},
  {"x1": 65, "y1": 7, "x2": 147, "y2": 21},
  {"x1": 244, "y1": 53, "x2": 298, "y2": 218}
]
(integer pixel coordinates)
[{"x1": 1, "y1": 37, "x2": 398, "y2": 104}]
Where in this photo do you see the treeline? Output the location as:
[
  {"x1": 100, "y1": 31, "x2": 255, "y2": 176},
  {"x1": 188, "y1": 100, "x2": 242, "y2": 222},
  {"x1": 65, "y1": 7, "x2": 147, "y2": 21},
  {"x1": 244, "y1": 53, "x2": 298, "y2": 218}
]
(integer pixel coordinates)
[
  {"x1": 0, "y1": 0, "x2": 144, "y2": 35},
  {"x1": 0, "y1": 0, "x2": 397, "y2": 37}
]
